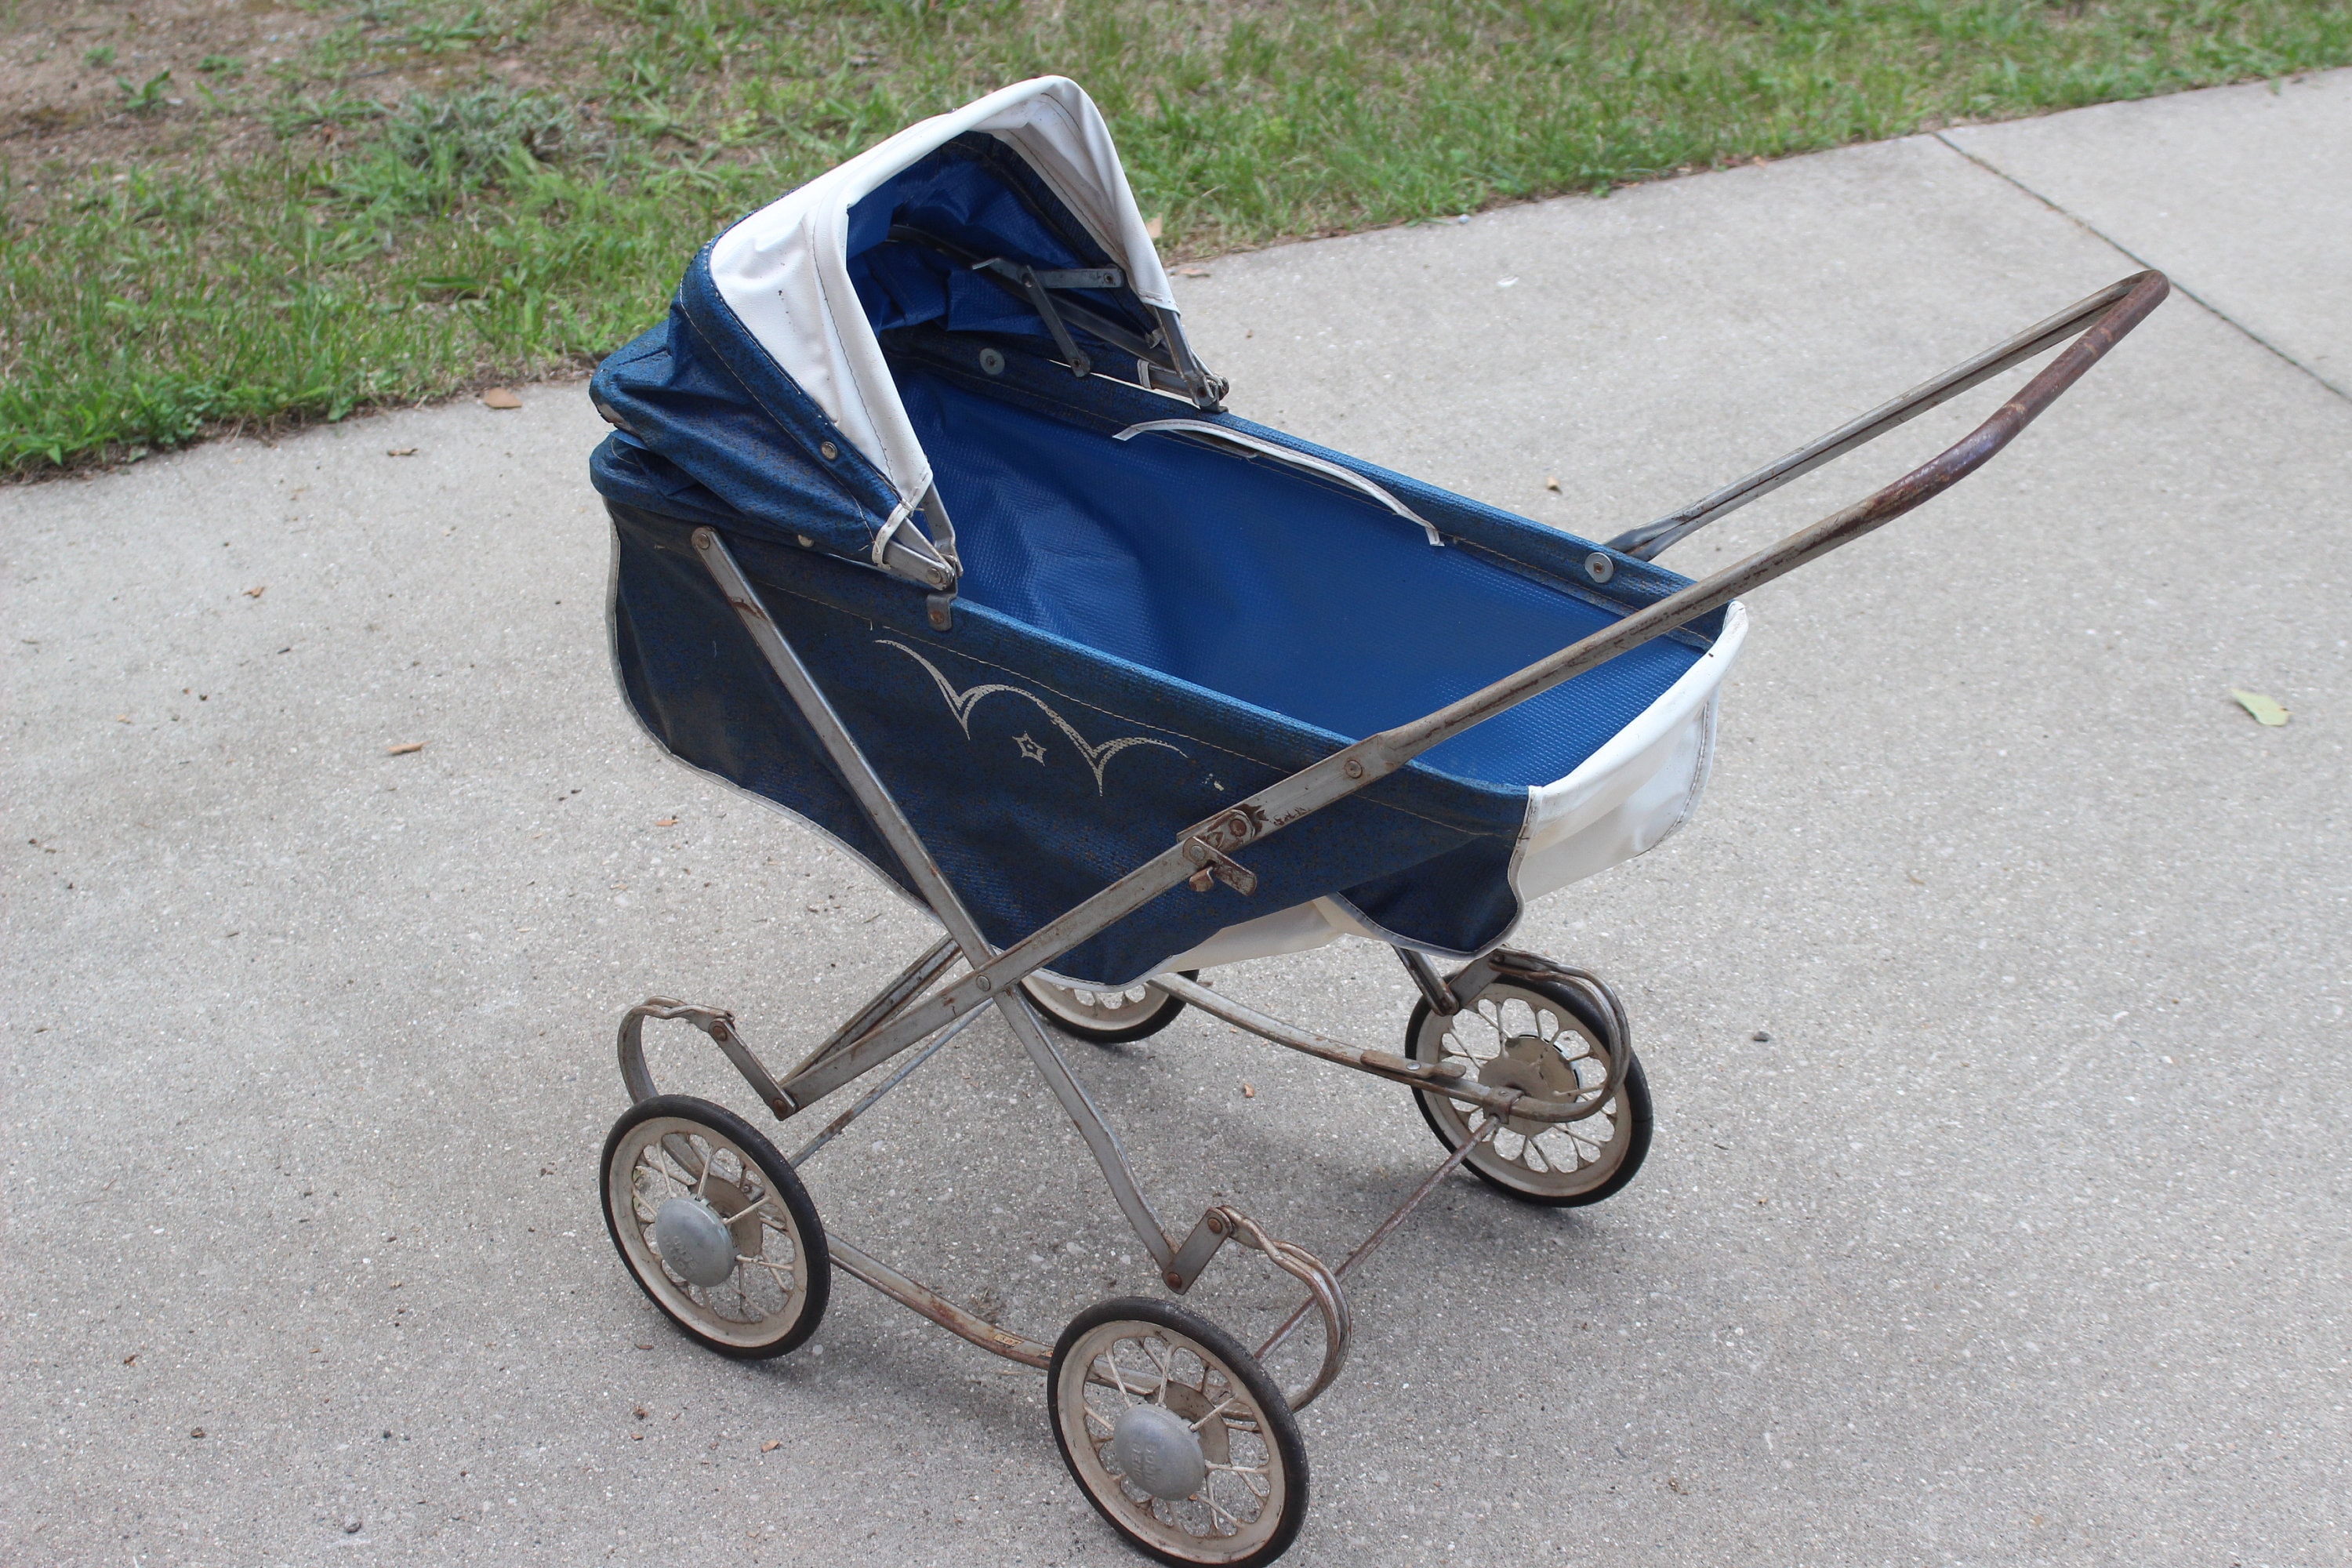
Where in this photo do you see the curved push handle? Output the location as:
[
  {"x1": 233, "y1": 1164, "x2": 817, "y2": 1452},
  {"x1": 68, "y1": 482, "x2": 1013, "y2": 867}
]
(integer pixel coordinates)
[
  {"x1": 1609, "y1": 270, "x2": 2171, "y2": 561},
  {"x1": 1383, "y1": 269, "x2": 2171, "y2": 763}
]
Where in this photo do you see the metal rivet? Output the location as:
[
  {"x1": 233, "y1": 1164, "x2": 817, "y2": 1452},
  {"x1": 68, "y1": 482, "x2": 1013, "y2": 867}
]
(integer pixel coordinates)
[
  {"x1": 796, "y1": 534, "x2": 814, "y2": 549},
  {"x1": 1584, "y1": 550, "x2": 1616, "y2": 584},
  {"x1": 1344, "y1": 758, "x2": 1364, "y2": 779},
  {"x1": 818, "y1": 441, "x2": 839, "y2": 461},
  {"x1": 1163, "y1": 1272, "x2": 1183, "y2": 1290},
  {"x1": 975, "y1": 975, "x2": 991, "y2": 992},
  {"x1": 978, "y1": 347, "x2": 1006, "y2": 376}
]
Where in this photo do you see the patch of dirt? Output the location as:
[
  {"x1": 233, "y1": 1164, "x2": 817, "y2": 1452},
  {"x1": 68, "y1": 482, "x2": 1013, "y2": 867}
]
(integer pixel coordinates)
[
  {"x1": 0, "y1": 1, "x2": 623, "y2": 181},
  {"x1": 2, "y1": 3, "x2": 321, "y2": 165}
]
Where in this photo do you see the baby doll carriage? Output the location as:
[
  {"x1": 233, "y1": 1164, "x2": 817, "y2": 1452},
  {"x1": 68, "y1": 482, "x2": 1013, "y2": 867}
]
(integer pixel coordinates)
[{"x1": 586, "y1": 77, "x2": 2164, "y2": 1566}]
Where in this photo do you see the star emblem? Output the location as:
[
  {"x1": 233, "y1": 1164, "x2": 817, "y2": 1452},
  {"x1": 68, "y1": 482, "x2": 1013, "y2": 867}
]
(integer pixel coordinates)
[{"x1": 1013, "y1": 732, "x2": 1048, "y2": 765}]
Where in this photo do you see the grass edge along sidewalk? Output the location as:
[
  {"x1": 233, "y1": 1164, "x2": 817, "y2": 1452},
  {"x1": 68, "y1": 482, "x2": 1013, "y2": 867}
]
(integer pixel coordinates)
[{"x1": 4, "y1": 0, "x2": 2350, "y2": 477}]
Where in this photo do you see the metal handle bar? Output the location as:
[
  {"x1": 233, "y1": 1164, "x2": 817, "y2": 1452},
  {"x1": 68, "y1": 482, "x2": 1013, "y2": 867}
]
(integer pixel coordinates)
[
  {"x1": 1606, "y1": 271, "x2": 2161, "y2": 561},
  {"x1": 774, "y1": 270, "x2": 2168, "y2": 1110},
  {"x1": 1382, "y1": 269, "x2": 2168, "y2": 761}
]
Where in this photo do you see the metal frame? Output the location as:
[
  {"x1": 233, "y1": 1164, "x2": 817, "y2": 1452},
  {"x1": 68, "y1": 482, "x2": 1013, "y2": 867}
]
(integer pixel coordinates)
[
  {"x1": 887, "y1": 223, "x2": 1228, "y2": 409},
  {"x1": 614, "y1": 270, "x2": 2167, "y2": 1411}
]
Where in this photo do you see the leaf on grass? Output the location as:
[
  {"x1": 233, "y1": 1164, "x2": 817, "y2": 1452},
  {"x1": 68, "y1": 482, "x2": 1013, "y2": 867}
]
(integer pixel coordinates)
[
  {"x1": 481, "y1": 388, "x2": 522, "y2": 410},
  {"x1": 2229, "y1": 689, "x2": 2288, "y2": 727},
  {"x1": 387, "y1": 741, "x2": 425, "y2": 755},
  {"x1": 1144, "y1": 214, "x2": 1163, "y2": 240}
]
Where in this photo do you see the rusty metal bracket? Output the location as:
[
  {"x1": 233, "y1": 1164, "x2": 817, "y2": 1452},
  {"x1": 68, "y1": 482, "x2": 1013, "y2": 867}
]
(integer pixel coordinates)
[
  {"x1": 1160, "y1": 1203, "x2": 1351, "y2": 1407},
  {"x1": 1214, "y1": 1209, "x2": 1352, "y2": 1412},
  {"x1": 1181, "y1": 835, "x2": 1258, "y2": 895},
  {"x1": 1254, "y1": 1113, "x2": 1498, "y2": 1408},
  {"x1": 1165, "y1": 1207, "x2": 1233, "y2": 1294},
  {"x1": 618, "y1": 998, "x2": 793, "y2": 1118}
]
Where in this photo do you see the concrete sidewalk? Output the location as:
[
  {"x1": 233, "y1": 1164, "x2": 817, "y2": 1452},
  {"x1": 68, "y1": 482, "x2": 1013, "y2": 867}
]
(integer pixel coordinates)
[{"x1": 5, "y1": 69, "x2": 2347, "y2": 1568}]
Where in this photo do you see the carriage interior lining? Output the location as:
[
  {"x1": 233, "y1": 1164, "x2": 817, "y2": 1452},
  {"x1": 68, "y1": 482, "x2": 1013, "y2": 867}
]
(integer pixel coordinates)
[{"x1": 842, "y1": 143, "x2": 1708, "y2": 793}]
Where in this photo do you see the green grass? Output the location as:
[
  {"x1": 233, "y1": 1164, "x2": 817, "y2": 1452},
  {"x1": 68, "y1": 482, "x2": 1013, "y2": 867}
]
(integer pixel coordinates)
[{"x1": 4, "y1": 0, "x2": 2349, "y2": 474}]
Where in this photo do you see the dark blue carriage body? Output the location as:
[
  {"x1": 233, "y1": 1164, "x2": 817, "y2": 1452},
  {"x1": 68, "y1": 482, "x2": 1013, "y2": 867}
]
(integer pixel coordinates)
[{"x1": 590, "y1": 139, "x2": 1724, "y2": 985}]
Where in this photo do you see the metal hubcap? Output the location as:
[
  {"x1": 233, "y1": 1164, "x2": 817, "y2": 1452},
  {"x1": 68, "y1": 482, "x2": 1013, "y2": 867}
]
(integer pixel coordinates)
[
  {"x1": 1109, "y1": 1403, "x2": 1208, "y2": 1501},
  {"x1": 1479, "y1": 1032, "x2": 1585, "y2": 1136},
  {"x1": 652, "y1": 1195, "x2": 738, "y2": 1287}
]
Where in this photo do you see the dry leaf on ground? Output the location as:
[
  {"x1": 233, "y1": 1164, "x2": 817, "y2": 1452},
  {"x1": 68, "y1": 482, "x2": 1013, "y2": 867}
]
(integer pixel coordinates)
[
  {"x1": 386, "y1": 741, "x2": 425, "y2": 755},
  {"x1": 2230, "y1": 689, "x2": 2289, "y2": 727},
  {"x1": 387, "y1": 447, "x2": 417, "y2": 457},
  {"x1": 243, "y1": 585, "x2": 265, "y2": 597},
  {"x1": 481, "y1": 388, "x2": 523, "y2": 410}
]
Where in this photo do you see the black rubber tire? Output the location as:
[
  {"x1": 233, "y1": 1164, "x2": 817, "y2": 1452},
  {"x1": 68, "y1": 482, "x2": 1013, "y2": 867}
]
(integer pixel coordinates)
[
  {"x1": 599, "y1": 1094, "x2": 829, "y2": 1359},
  {"x1": 1407, "y1": 971, "x2": 1653, "y2": 1207},
  {"x1": 1022, "y1": 971, "x2": 1198, "y2": 1046},
  {"x1": 1048, "y1": 1296, "x2": 1310, "y2": 1567}
]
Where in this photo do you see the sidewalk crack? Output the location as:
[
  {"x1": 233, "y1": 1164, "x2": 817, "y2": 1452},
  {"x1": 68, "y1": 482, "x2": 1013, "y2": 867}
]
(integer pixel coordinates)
[{"x1": 1930, "y1": 130, "x2": 2347, "y2": 405}]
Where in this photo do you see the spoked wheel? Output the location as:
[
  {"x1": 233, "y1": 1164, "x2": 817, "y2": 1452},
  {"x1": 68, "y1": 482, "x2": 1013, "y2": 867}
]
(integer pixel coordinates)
[
  {"x1": 1050, "y1": 1298, "x2": 1308, "y2": 1566},
  {"x1": 599, "y1": 1094, "x2": 829, "y2": 1359},
  {"x1": 1406, "y1": 965, "x2": 1652, "y2": 1206},
  {"x1": 1022, "y1": 971, "x2": 1196, "y2": 1045}
]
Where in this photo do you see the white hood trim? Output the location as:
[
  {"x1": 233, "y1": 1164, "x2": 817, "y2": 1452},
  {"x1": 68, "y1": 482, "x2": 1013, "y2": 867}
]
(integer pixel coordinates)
[{"x1": 707, "y1": 77, "x2": 1176, "y2": 516}]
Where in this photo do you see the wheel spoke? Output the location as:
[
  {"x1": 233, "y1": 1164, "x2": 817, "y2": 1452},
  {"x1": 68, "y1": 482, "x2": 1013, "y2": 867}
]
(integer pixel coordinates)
[
  {"x1": 1188, "y1": 1394, "x2": 1238, "y2": 1432},
  {"x1": 1141, "y1": 1337, "x2": 1175, "y2": 1398},
  {"x1": 1098, "y1": 1349, "x2": 1146, "y2": 1403}
]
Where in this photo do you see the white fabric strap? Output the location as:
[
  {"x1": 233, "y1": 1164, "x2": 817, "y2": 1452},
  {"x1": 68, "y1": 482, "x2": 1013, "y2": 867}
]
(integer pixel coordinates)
[{"x1": 1116, "y1": 420, "x2": 1443, "y2": 546}]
